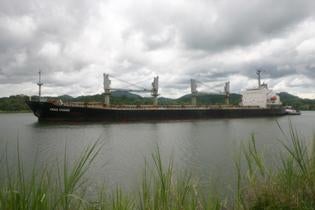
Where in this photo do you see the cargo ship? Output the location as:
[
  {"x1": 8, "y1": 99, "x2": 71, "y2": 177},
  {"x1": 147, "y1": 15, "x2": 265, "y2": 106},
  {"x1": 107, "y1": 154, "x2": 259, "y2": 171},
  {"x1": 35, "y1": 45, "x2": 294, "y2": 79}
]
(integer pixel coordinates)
[{"x1": 26, "y1": 71, "x2": 289, "y2": 122}]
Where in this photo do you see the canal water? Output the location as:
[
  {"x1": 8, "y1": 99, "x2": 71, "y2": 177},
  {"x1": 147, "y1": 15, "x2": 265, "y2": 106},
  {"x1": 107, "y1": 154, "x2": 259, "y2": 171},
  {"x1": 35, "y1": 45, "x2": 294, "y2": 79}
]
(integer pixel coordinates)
[{"x1": 0, "y1": 112, "x2": 314, "y2": 195}]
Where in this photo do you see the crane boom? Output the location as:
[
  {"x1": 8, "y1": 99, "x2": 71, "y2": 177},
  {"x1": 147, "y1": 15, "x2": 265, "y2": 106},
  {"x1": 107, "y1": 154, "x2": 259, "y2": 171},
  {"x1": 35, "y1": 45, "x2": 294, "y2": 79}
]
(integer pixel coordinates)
[
  {"x1": 190, "y1": 78, "x2": 231, "y2": 105},
  {"x1": 103, "y1": 73, "x2": 159, "y2": 106},
  {"x1": 110, "y1": 88, "x2": 151, "y2": 93}
]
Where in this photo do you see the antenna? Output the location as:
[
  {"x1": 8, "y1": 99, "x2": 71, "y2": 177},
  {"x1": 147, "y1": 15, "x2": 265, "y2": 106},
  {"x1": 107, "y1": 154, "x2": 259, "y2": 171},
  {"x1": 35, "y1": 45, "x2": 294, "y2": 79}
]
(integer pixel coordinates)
[{"x1": 37, "y1": 71, "x2": 43, "y2": 102}]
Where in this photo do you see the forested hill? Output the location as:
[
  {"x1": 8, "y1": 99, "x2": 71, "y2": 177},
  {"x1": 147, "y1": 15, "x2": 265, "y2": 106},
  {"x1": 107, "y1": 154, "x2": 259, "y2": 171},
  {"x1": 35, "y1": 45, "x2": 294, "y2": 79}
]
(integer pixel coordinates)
[
  {"x1": 278, "y1": 92, "x2": 315, "y2": 110},
  {"x1": 0, "y1": 95, "x2": 30, "y2": 112},
  {"x1": 0, "y1": 91, "x2": 314, "y2": 112}
]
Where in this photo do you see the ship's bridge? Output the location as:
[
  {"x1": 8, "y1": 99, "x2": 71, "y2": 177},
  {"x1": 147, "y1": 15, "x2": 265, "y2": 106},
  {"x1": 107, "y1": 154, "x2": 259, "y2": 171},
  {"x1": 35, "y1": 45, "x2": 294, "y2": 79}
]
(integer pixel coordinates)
[{"x1": 241, "y1": 85, "x2": 281, "y2": 108}]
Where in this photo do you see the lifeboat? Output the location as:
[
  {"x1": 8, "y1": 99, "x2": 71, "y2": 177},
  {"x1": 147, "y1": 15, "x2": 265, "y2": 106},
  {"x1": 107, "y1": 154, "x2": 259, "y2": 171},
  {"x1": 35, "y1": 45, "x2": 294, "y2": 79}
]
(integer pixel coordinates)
[{"x1": 270, "y1": 96, "x2": 277, "y2": 101}]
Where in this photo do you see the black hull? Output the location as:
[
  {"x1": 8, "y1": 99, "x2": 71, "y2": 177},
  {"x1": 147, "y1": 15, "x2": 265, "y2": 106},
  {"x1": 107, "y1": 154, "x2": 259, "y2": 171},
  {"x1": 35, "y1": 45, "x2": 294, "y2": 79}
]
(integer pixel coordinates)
[{"x1": 26, "y1": 101, "x2": 287, "y2": 122}]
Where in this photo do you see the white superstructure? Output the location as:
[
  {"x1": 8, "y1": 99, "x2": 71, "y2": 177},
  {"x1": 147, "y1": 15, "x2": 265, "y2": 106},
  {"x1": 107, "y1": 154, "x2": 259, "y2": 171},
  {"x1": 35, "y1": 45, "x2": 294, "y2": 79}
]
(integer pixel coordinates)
[{"x1": 241, "y1": 71, "x2": 282, "y2": 108}]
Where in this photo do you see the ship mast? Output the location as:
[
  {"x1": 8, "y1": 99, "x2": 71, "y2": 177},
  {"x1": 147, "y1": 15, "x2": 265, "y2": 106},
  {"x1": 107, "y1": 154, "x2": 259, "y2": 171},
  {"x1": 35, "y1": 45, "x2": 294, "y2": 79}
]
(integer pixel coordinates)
[
  {"x1": 37, "y1": 71, "x2": 43, "y2": 102},
  {"x1": 257, "y1": 70, "x2": 261, "y2": 88}
]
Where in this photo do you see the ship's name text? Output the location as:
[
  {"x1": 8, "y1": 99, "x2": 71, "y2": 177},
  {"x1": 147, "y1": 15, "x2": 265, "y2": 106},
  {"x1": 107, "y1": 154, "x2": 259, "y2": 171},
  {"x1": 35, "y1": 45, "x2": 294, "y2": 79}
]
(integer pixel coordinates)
[{"x1": 49, "y1": 108, "x2": 70, "y2": 112}]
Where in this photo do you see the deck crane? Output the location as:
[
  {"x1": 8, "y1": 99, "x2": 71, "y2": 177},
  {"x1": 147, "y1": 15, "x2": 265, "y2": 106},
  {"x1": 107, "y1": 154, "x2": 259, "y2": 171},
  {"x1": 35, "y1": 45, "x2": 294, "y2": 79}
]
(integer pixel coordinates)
[
  {"x1": 224, "y1": 81, "x2": 230, "y2": 105},
  {"x1": 37, "y1": 71, "x2": 43, "y2": 102},
  {"x1": 190, "y1": 79, "x2": 230, "y2": 105},
  {"x1": 103, "y1": 74, "x2": 159, "y2": 106},
  {"x1": 190, "y1": 79, "x2": 198, "y2": 106}
]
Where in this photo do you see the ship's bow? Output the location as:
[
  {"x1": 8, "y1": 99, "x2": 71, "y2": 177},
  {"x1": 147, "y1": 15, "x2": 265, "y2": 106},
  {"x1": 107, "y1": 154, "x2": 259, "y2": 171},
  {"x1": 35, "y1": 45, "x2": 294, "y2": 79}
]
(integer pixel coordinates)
[{"x1": 25, "y1": 100, "x2": 43, "y2": 118}]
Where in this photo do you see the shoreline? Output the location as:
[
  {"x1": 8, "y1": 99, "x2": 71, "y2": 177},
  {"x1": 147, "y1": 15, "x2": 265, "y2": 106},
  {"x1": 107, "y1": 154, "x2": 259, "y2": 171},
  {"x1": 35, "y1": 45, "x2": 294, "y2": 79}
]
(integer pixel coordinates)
[{"x1": 0, "y1": 110, "x2": 31, "y2": 113}]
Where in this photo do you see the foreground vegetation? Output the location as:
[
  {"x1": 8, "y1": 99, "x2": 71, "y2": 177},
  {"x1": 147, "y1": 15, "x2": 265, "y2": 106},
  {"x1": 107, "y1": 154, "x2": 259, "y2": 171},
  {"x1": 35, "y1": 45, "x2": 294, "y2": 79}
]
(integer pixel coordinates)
[
  {"x1": 236, "y1": 124, "x2": 315, "y2": 209},
  {"x1": 1, "y1": 126, "x2": 315, "y2": 209}
]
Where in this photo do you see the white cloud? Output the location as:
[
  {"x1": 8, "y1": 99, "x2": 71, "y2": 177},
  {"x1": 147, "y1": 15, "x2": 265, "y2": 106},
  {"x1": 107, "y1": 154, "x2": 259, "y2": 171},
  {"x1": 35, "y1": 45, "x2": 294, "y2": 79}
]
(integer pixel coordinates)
[
  {"x1": 0, "y1": 15, "x2": 36, "y2": 40},
  {"x1": 296, "y1": 38, "x2": 315, "y2": 55},
  {"x1": 38, "y1": 42, "x2": 61, "y2": 58}
]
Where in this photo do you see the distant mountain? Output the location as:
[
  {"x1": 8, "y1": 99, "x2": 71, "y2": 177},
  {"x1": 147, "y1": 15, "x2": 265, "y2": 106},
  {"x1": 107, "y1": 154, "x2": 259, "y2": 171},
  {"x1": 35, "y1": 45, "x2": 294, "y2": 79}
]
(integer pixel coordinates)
[
  {"x1": 278, "y1": 92, "x2": 301, "y2": 101},
  {"x1": 158, "y1": 97, "x2": 178, "y2": 105},
  {"x1": 279, "y1": 92, "x2": 315, "y2": 110},
  {"x1": 111, "y1": 91, "x2": 141, "y2": 99},
  {"x1": 0, "y1": 91, "x2": 314, "y2": 111},
  {"x1": 58, "y1": 95, "x2": 74, "y2": 101},
  {"x1": 69, "y1": 91, "x2": 152, "y2": 105},
  {"x1": 176, "y1": 93, "x2": 241, "y2": 105}
]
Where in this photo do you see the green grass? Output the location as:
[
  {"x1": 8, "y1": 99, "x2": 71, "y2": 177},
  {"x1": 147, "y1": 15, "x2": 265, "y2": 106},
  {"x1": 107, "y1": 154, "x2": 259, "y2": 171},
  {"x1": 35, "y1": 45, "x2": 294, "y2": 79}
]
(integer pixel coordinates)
[
  {"x1": 1, "y1": 124, "x2": 315, "y2": 209},
  {"x1": 0, "y1": 141, "x2": 102, "y2": 210},
  {"x1": 237, "y1": 123, "x2": 315, "y2": 210}
]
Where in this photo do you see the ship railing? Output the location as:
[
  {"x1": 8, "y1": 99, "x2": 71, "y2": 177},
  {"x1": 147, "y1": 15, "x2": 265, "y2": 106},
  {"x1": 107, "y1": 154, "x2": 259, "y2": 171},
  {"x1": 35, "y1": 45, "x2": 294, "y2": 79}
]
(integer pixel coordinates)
[
  {"x1": 63, "y1": 102, "x2": 104, "y2": 107},
  {"x1": 62, "y1": 102, "x2": 262, "y2": 110},
  {"x1": 107, "y1": 105, "x2": 261, "y2": 110}
]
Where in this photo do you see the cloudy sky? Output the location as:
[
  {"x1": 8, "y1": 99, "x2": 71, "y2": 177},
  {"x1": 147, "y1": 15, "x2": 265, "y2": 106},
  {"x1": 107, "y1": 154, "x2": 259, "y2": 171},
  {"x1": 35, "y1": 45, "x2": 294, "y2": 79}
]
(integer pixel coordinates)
[{"x1": 0, "y1": 0, "x2": 315, "y2": 98}]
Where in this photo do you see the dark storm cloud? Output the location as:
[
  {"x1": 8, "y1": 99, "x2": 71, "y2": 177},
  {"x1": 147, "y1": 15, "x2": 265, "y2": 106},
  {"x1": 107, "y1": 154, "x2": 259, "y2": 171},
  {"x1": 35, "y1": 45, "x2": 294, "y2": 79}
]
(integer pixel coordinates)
[
  {"x1": 197, "y1": 71, "x2": 237, "y2": 81},
  {"x1": 240, "y1": 64, "x2": 297, "y2": 79},
  {"x1": 182, "y1": 1, "x2": 315, "y2": 51},
  {"x1": 127, "y1": 0, "x2": 315, "y2": 52},
  {"x1": 0, "y1": 0, "x2": 315, "y2": 97},
  {"x1": 303, "y1": 66, "x2": 315, "y2": 77}
]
